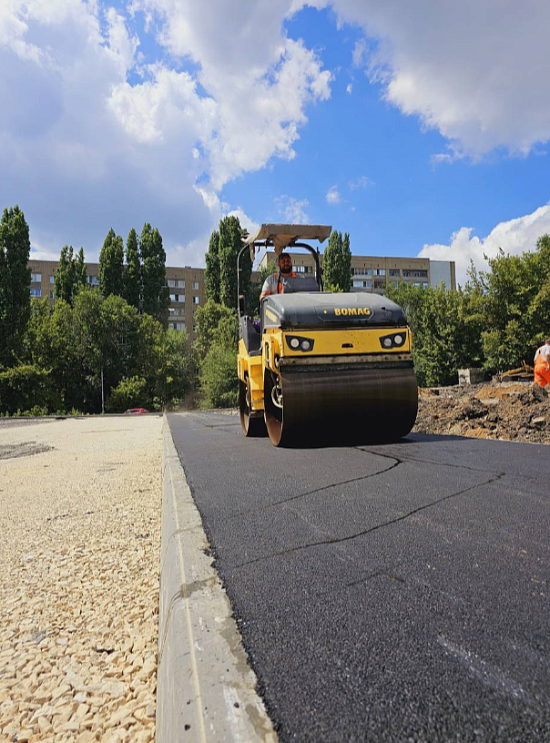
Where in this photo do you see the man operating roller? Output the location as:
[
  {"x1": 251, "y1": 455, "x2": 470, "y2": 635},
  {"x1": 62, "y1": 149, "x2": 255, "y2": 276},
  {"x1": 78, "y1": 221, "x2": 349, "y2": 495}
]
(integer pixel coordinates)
[{"x1": 260, "y1": 252, "x2": 296, "y2": 299}]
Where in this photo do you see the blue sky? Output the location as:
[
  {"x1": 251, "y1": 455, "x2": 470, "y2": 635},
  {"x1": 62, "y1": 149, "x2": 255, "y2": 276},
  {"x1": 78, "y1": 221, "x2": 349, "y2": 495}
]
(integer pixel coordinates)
[{"x1": 1, "y1": 0, "x2": 550, "y2": 285}]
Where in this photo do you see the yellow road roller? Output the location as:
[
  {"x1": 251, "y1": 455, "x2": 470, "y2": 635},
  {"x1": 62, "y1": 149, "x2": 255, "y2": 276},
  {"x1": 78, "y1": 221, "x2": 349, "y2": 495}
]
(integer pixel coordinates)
[{"x1": 237, "y1": 224, "x2": 418, "y2": 446}]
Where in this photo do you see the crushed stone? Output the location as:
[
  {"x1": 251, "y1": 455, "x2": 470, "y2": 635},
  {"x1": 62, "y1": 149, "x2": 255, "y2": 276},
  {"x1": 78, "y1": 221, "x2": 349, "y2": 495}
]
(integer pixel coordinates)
[{"x1": 0, "y1": 416, "x2": 163, "y2": 743}]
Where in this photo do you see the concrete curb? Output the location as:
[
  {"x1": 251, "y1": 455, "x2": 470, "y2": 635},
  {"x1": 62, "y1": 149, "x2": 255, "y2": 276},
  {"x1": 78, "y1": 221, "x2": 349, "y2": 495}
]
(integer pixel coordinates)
[{"x1": 157, "y1": 416, "x2": 277, "y2": 743}]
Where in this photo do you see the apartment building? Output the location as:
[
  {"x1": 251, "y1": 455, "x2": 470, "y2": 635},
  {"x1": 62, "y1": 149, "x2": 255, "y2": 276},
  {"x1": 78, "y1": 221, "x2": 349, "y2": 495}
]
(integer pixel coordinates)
[
  {"x1": 258, "y1": 252, "x2": 456, "y2": 292},
  {"x1": 28, "y1": 260, "x2": 206, "y2": 337}
]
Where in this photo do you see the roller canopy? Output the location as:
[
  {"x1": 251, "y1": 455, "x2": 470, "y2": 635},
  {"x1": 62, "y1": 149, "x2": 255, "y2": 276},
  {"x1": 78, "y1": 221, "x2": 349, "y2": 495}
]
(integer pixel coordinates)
[
  {"x1": 244, "y1": 223, "x2": 332, "y2": 257},
  {"x1": 262, "y1": 291, "x2": 407, "y2": 328}
]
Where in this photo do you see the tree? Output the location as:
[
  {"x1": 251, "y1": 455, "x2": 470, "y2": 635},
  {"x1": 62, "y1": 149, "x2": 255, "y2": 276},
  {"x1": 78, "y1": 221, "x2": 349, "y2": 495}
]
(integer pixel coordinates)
[
  {"x1": 99, "y1": 228, "x2": 124, "y2": 298},
  {"x1": 205, "y1": 229, "x2": 221, "y2": 303},
  {"x1": 141, "y1": 223, "x2": 170, "y2": 326},
  {"x1": 218, "y1": 216, "x2": 251, "y2": 309},
  {"x1": 193, "y1": 299, "x2": 238, "y2": 360},
  {"x1": 0, "y1": 205, "x2": 31, "y2": 366},
  {"x1": 124, "y1": 227, "x2": 141, "y2": 311},
  {"x1": 55, "y1": 245, "x2": 87, "y2": 305},
  {"x1": 322, "y1": 230, "x2": 351, "y2": 292}
]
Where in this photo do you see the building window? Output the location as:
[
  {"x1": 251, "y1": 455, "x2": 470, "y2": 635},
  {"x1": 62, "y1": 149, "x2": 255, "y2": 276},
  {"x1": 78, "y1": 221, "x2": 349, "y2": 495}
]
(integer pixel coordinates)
[
  {"x1": 167, "y1": 279, "x2": 176, "y2": 288},
  {"x1": 403, "y1": 269, "x2": 428, "y2": 278},
  {"x1": 31, "y1": 273, "x2": 42, "y2": 283},
  {"x1": 30, "y1": 288, "x2": 41, "y2": 298},
  {"x1": 192, "y1": 281, "x2": 199, "y2": 290},
  {"x1": 50, "y1": 290, "x2": 55, "y2": 299},
  {"x1": 193, "y1": 296, "x2": 199, "y2": 305},
  {"x1": 175, "y1": 322, "x2": 186, "y2": 331},
  {"x1": 170, "y1": 294, "x2": 185, "y2": 303},
  {"x1": 374, "y1": 279, "x2": 385, "y2": 289},
  {"x1": 389, "y1": 269, "x2": 400, "y2": 277},
  {"x1": 422, "y1": 282, "x2": 429, "y2": 289},
  {"x1": 392, "y1": 281, "x2": 399, "y2": 289},
  {"x1": 373, "y1": 269, "x2": 386, "y2": 276},
  {"x1": 177, "y1": 279, "x2": 185, "y2": 288},
  {"x1": 352, "y1": 267, "x2": 372, "y2": 276},
  {"x1": 49, "y1": 275, "x2": 55, "y2": 284},
  {"x1": 87, "y1": 275, "x2": 100, "y2": 286}
]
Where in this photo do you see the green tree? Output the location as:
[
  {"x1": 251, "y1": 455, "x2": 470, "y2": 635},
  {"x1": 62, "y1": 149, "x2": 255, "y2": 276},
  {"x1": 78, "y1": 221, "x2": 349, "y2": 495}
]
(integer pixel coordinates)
[
  {"x1": 205, "y1": 229, "x2": 221, "y2": 303},
  {"x1": 322, "y1": 230, "x2": 351, "y2": 292},
  {"x1": 141, "y1": 223, "x2": 170, "y2": 326},
  {"x1": 200, "y1": 343, "x2": 239, "y2": 408},
  {"x1": 55, "y1": 246, "x2": 87, "y2": 305},
  {"x1": 0, "y1": 205, "x2": 31, "y2": 366},
  {"x1": 124, "y1": 227, "x2": 141, "y2": 311},
  {"x1": 99, "y1": 228, "x2": 124, "y2": 298},
  {"x1": 193, "y1": 299, "x2": 237, "y2": 360},
  {"x1": 0, "y1": 365, "x2": 55, "y2": 416},
  {"x1": 75, "y1": 248, "x2": 87, "y2": 293},
  {"x1": 106, "y1": 376, "x2": 147, "y2": 413},
  {"x1": 219, "y1": 216, "x2": 251, "y2": 309}
]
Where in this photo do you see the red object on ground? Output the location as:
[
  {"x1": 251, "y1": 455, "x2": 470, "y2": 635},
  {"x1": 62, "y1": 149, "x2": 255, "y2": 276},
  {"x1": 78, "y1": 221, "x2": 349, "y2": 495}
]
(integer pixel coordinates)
[{"x1": 123, "y1": 408, "x2": 149, "y2": 415}]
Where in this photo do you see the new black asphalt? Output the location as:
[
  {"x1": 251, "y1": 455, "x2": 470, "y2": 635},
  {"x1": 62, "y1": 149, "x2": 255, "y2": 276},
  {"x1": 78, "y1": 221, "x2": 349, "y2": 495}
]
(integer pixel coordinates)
[{"x1": 168, "y1": 412, "x2": 550, "y2": 743}]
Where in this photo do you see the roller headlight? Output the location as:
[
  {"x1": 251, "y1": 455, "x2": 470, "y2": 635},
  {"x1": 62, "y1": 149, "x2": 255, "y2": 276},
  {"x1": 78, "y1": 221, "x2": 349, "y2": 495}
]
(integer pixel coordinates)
[
  {"x1": 380, "y1": 332, "x2": 407, "y2": 349},
  {"x1": 285, "y1": 335, "x2": 315, "y2": 352}
]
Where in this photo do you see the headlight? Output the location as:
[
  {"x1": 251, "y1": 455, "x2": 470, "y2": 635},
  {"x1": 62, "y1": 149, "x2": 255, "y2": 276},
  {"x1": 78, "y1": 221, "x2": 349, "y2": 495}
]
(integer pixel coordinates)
[
  {"x1": 380, "y1": 332, "x2": 407, "y2": 349},
  {"x1": 285, "y1": 335, "x2": 315, "y2": 352}
]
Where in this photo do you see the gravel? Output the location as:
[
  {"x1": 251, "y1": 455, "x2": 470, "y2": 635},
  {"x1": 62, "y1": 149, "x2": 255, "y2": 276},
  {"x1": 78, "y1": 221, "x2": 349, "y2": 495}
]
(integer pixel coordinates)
[{"x1": 0, "y1": 415, "x2": 163, "y2": 743}]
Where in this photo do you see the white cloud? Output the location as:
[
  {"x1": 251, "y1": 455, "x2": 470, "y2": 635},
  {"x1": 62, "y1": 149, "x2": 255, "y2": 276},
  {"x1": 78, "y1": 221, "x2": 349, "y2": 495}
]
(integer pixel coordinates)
[
  {"x1": 275, "y1": 195, "x2": 310, "y2": 223},
  {"x1": 351, "y1": 38, "x2": 366, "y2": 68},
  {"x1": 0, "y1": 0, "x2": 331, "y2": 261},
  {"x1": 348, "y1": 175, "x2": 373, "y2": 190},
  {"x1": 326, "y1": 185, "x2": 342, "y2": 205},
  {"x1": 419, "y1": 204, "x2": 550, "y2": 287},
  {"x1": 324, "y1": 0, "x2": 550, "y2": 158},
  {"x1": 346, "y1": 82, "x2": 352, "y2": 94}
]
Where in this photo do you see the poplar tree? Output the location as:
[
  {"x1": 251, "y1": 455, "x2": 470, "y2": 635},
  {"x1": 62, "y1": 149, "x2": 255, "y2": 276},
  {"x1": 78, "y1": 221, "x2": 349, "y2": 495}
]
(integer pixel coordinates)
[
  {"x1": 205, "y1": 229, "x2": 221, "y2": 303},
  {"x1": 141, "y1": 223, "x2": 170, "y2": 327},
  {"x1": 0, "y1": 205, "x2": 31, "y2": 365},
  {"x1": 99, "y1": 228, "x2": 124, "y2": 298},
  {"x1": 218, "y1": 216, "x2": 251, "y2": 309},
  {"x1": 124, "y1": 227, "x2": 141, "y2": 311},
  {"x1": 75, "y1": 248, "x2": 87, "y2": 294},
  {"x1": 55, "y1": 245, "x2": 87, "y2": 305},
  {"x1": 322, "y1": 230, "x2": 352, "y2": 292}
]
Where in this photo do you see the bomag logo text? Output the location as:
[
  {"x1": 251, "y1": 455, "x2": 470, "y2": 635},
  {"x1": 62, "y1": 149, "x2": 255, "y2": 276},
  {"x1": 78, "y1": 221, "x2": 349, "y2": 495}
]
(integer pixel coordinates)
[{"x1": 334, "y1": 308, "x2": 371, "y2": 316}]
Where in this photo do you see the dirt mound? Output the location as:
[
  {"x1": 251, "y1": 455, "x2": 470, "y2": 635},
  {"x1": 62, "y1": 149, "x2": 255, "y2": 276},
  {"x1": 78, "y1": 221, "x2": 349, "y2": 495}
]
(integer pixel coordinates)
[{"x1": 414, "y1": 382, "x2": 550, "y2": 444}]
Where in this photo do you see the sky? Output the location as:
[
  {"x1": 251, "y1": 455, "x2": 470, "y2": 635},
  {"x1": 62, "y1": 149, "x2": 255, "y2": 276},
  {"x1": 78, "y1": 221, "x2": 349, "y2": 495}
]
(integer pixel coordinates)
[{"x1": 1, "y1": 0, "x2": 550, "y2": 286}]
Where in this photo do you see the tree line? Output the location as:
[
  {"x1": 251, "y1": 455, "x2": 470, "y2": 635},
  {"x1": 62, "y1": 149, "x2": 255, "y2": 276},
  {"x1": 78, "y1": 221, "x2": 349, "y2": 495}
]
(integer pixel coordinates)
[{"x1": 0, "y1": 206, "x2": 191, "y2": 415}]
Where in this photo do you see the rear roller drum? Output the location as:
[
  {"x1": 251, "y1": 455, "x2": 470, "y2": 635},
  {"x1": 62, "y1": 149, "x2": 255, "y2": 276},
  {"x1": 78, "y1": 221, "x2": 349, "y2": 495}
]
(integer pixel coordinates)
[
  {"x1": 239, "y1": 379, "x2": 266, "y2": 437},
  {"x1": 264, "y1": 370, "x2": 296, "y2": 447}
]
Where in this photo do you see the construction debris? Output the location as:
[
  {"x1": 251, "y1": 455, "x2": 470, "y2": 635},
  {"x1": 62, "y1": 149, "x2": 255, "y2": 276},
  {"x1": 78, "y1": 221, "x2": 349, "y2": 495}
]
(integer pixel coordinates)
[{"x1": 414, "y1": 381, "x2": 549, "y2": 444}]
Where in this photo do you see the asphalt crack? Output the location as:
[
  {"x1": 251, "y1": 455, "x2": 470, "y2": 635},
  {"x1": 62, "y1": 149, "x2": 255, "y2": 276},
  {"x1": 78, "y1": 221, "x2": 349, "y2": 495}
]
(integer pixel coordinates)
[{"x1": 229, "y1": 471, "x2": 506, "y2": 570}]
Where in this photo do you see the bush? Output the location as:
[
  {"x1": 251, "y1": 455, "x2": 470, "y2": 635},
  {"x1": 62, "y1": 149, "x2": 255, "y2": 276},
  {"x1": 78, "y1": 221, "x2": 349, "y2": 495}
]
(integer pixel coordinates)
[
  {"x1": 106, "y1": 376, "x2": 147, "y2": 413},
  {"x1": 200, "y1": 343, "x2": 238, "y2": 408}
]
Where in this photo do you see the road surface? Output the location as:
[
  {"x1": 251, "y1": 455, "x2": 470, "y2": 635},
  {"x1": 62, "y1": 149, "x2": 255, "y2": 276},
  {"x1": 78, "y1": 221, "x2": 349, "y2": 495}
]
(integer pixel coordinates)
[{"x1": 168, "y1": 411, "x2": 550, "y2": 743}]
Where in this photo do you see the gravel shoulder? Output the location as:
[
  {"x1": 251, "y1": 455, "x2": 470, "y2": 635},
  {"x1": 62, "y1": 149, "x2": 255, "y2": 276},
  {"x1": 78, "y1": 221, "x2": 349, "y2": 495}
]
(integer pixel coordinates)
[{"x1": 0, "y1": 415, "x2": 163, "y2": 743}]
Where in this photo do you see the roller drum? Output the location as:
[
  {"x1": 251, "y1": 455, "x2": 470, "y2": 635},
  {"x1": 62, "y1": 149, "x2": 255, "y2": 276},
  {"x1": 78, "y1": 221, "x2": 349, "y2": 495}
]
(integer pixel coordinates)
[{"x1": 265, "y1": 363, "x2": 418, "y2": 446}]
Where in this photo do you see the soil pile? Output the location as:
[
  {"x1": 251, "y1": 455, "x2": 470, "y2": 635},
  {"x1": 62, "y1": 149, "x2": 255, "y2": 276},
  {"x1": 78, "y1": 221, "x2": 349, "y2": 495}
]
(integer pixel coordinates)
[{"x1": 414, "y1": 381, "x2": 550, "y2": 444}]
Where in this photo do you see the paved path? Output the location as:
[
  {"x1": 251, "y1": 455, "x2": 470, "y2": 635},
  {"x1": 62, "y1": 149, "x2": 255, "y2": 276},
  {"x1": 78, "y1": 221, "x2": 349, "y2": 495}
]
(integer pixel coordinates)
[{"x1": 168, "y1": 411, "x2": 550, "y2": 743}]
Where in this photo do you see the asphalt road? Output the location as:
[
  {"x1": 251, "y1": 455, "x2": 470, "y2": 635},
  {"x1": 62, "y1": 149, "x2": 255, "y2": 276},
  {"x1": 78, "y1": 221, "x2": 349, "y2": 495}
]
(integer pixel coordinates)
[{"x1": 168, "y1": 411, "x2": 550, "y2": 743}]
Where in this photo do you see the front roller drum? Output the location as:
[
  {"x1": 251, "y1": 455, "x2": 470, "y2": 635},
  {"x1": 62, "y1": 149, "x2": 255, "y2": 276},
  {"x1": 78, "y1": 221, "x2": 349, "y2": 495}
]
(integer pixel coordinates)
[{"x1": 264, "y1": 364, "x2": 418, "y2": 447}]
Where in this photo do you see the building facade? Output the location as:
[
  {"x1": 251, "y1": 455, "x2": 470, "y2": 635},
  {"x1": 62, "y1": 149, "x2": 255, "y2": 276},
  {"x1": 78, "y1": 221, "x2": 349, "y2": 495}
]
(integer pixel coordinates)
[
  {"x1": 29, "y1": 252, "x2": 455, "y2": 339},
  {"x1": 28, "y1": 260, "x2": 206, "y2": 337},
  {"x1": 258, "y1": 252, "x2": 456, "y2": 292}
]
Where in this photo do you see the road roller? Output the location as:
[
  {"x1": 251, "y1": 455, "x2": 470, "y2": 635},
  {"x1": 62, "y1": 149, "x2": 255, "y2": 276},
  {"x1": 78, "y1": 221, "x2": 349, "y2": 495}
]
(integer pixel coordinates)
[{"x1": 237, "y1": 224, "x2": 418, "y2": 446}]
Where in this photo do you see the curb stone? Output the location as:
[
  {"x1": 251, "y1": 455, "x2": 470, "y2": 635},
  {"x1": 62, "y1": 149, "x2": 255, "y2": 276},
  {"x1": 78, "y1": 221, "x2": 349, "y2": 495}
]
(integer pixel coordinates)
[{"x1": 157, "y1": 415, "x2": 278, "y2": 743}]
